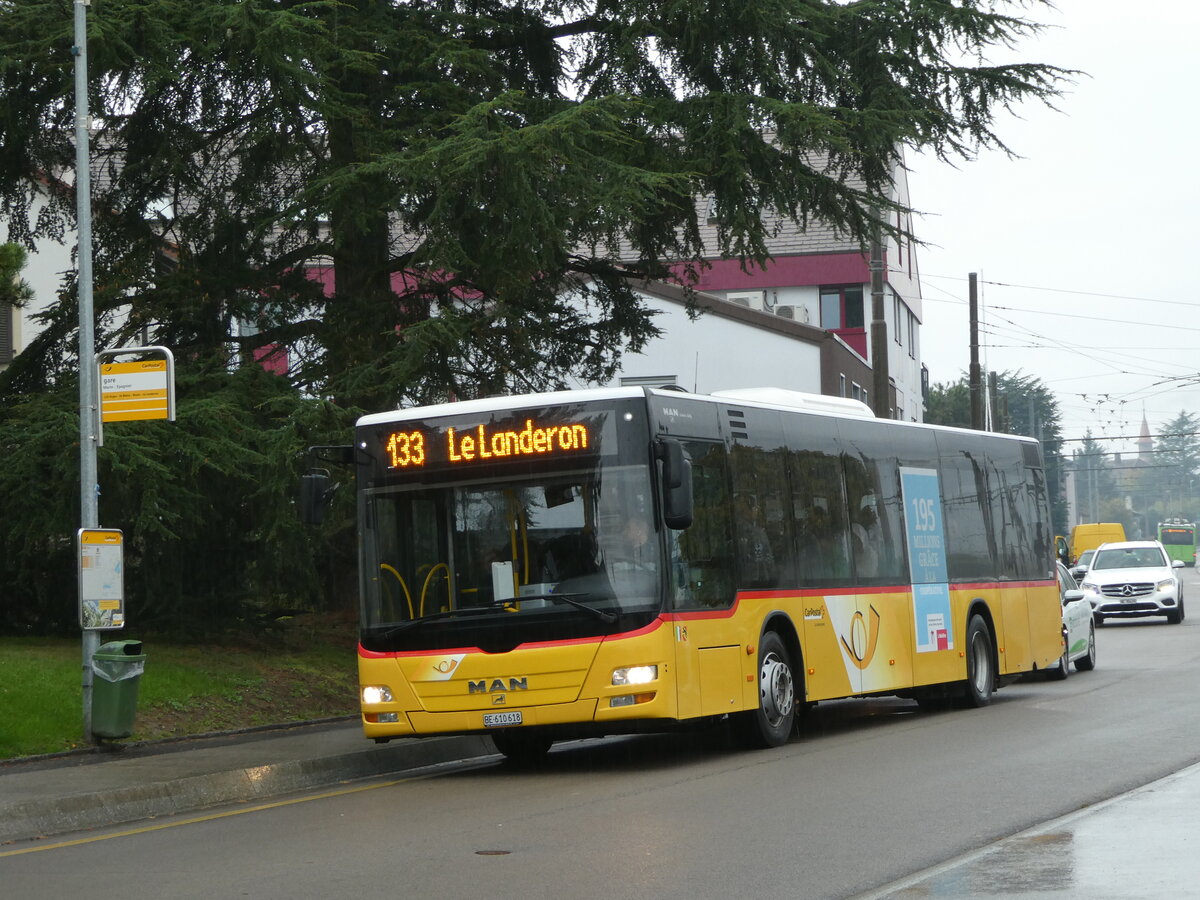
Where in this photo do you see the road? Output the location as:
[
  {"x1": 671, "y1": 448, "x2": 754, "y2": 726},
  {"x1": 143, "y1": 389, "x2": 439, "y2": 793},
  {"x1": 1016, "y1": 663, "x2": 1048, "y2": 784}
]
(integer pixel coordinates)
[{"x1": 5, "y1": 566, "x2": 1200, "y2": 900}]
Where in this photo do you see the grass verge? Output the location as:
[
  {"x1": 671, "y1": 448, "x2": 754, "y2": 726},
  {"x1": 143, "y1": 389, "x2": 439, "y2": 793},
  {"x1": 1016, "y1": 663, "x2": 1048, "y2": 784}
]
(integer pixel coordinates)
[{"x1": 0, "y1": 614, "x2": 359, "y2": 760}]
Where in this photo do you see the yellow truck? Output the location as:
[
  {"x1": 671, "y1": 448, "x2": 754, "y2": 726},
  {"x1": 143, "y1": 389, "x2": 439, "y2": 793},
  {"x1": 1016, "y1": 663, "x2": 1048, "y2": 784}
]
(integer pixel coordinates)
[{"x1": 1069, "y1": 522, "x2": 1127, "y2": 564}]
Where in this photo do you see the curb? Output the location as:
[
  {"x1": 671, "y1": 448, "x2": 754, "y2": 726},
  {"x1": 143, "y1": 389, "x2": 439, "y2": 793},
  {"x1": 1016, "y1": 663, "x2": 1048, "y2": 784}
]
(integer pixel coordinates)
[{"x1": 0, "y1": 735, "x2": 495, "y2": 845}]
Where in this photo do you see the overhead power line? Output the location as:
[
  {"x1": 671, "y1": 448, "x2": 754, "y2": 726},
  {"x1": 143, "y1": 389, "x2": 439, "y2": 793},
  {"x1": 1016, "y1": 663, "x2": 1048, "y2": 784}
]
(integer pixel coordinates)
[
  {"x1": 921, "y1": 273, "x2": 1200, "y2": 310},
  {"x1": 1055, "y1": 430, "x2": 1200, "y2": 444}
]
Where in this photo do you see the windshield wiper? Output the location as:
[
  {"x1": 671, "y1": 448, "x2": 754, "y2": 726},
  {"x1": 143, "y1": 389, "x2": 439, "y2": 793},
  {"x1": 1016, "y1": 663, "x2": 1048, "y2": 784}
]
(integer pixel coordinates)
[
  {"x1": 372, "y1": 605, "x2": 507, "y2": 638},
  {"x1": 489, "y1": 592, "x2": 618, "y2": 624}
]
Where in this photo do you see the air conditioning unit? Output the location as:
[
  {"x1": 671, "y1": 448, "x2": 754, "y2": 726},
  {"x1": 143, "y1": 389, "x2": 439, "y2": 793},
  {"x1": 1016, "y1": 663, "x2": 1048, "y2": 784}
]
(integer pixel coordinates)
[
  {"x1": 775, "y1": 305, "x2": 810, "y2": 323},
  {"x1": 726, "y1": 290, "x2": 767, "y2": 311}
]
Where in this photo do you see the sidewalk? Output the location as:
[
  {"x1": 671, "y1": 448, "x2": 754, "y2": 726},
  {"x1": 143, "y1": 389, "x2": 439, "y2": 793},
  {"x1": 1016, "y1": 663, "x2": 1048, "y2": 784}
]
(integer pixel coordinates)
[
  {"x1": 858, "y1": 760, "x2": 1200, "y2": 899},
  {"x1": 0, "y1": 720, "x2": 495, "y2": 846}
]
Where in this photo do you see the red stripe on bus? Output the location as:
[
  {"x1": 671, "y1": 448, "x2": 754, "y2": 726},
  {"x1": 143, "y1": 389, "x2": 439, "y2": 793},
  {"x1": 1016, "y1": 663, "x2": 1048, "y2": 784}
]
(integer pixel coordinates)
[{"x1": 359, "y1": 578, "x2": 1057, "y2": 658}]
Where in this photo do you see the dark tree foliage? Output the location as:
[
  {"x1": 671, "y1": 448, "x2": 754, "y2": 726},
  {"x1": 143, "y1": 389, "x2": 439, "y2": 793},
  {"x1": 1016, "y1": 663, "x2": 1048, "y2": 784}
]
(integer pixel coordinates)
[
  {"x1": 0, "y1": 0, "x2": 1068, "y2": 407},
  {"x1": 0, "y1": 369, "x2": 358, "y2": 635},
  {"x1": 923, "y1": 378, "x2": 971, "y2": 429},
  {"x1": 0, "y1": 0, "x2": 1068, "y2": 631},
  {"x1": 0, "y1": 242, "x2": 34, "y2": 308}
]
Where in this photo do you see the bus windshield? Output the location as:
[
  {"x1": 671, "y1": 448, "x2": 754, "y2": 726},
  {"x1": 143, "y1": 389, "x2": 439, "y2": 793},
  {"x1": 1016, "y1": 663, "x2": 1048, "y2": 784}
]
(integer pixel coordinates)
[{"x1": 361, "y1": 464, "x2": 662, "y2": 649}]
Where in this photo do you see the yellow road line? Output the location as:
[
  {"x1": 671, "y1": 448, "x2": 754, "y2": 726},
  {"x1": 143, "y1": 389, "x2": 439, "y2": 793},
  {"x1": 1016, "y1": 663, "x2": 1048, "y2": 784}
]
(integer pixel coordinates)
[{"x1": 0, "y1": 777, "x2": 408, "y2": 858}]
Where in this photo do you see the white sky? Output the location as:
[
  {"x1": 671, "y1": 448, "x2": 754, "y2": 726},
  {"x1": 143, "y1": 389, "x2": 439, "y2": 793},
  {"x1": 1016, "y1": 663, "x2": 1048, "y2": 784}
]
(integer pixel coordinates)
[{"x1": 908, "y1": 0, "x2": 1200, "y2": 456}]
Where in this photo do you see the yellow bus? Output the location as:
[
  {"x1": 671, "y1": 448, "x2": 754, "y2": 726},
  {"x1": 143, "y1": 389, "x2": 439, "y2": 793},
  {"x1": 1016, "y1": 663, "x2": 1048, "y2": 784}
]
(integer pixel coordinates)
[{"x1": 305, "y1": 386, "x2": 1062, "y2": 760}]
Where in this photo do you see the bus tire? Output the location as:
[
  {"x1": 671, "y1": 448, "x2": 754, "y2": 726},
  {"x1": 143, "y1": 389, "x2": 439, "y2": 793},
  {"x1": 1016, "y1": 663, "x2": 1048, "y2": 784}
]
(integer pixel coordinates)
[
  {"x1": 960, "y1": 614, "x2": 994, "y2": 708},
  {"x1": 736, "y1": 631, "x2": 796, "y2": 749},
  {"x1": 491, "y1": 729, "x2": 554, "y2": 765},
  {"x1": 1047, "y1": 631, "x2": 1070, "y2": 681}
]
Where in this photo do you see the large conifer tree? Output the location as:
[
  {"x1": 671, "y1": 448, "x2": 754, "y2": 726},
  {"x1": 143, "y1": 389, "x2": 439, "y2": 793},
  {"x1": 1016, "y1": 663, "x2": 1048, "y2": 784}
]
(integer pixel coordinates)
[{"x1": 0, "y1": 0, "x2": 1067, "y2": 408}]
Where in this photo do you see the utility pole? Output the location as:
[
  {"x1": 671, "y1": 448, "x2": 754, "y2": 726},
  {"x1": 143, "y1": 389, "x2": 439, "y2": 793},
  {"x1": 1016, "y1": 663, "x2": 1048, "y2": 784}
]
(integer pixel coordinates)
[
  {"x1": 988, "y1": 372, "x2": 1001, "y2": 432},
  {"x1": 968, "y1": 273, "x2": 983, "y2": 430},
  {"x1": 74, "y1": 0, "x2": 101, "y2": 741},
  {"x1": 869, "y1": 219, "x2": 890, "y2": 418}
]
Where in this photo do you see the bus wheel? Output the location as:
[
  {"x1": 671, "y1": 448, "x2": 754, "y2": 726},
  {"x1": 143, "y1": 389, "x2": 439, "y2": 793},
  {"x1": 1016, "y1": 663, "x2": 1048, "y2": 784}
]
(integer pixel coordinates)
[
  {"x1": 1047, "y1": 631, "x2": 1070, "y2": 681},
  {"x1": 491, "y1": 729, "x2": 553, "y2": 765},
  {"x1": 961, "y1": 615, "x2": 994, "y2": 708},
  {"x1": 737, "y1": 632, "x2": 796, "y2": 748}
]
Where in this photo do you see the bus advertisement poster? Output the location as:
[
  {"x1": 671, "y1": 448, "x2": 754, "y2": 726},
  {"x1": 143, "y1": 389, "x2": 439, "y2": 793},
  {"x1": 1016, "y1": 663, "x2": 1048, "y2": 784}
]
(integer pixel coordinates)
[{"x1": 900, "y1": 467, "x2": 953, "y2": 653}]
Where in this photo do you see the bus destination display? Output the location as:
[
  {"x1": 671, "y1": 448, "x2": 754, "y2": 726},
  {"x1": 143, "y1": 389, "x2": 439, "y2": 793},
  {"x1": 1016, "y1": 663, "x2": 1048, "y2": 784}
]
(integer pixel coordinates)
[{"x1": 384, "y1": 418, "x2": 593, "y2": 470}]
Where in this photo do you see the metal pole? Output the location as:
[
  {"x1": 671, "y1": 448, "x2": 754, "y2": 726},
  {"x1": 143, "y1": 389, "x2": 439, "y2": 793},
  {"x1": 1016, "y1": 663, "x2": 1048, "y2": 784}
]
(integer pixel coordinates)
[
  {"x1": 74, "y1": 0, "x2": 100, "y2": 742},
  {"x1": 968, "y1": 273, "x2": 983, "y2": 430},
  {"x1": 869, "y1": 219, "x2": 890, "y2": 418}
]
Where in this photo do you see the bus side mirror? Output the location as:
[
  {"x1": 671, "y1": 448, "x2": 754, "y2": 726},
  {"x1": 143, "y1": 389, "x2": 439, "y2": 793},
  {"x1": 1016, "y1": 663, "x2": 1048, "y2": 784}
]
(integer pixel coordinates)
[
  {"x1": 300, "y1": 471, "x2": 333, "y2": 525},
  {"x1": 658, "y1": 439, "x2": 693, "y2": 530}
]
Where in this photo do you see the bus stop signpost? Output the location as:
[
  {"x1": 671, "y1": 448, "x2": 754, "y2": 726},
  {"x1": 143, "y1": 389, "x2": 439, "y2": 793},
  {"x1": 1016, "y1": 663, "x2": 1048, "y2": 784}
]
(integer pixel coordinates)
[
  {"x1": 97, "y1": 346, "x2": 176, "y2": 444},
  {"x1": 77, "y1": 345, "x2": 175, "y2": 740}
]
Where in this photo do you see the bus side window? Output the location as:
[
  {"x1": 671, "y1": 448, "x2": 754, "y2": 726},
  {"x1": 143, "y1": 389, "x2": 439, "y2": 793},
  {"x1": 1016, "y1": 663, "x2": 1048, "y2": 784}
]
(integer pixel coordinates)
[
  {"x1": 730, "y1": 444, "x2": 790, "y2": 589},
  {"x1": 673, "y1": 440, "x2": 735, "y2": 609},
  {"x1": 936, "y1": 435, "x2": 999, "y2": 582},
  {"x1": 788, "y1": 451, "x2": 852, "y2": 585}
]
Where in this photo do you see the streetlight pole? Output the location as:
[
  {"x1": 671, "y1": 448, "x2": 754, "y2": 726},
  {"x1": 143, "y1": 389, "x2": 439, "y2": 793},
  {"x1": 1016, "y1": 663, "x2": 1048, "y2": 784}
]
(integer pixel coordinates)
[{"x1": 73, "y1": 0, "x2": 101, "y2": 741}]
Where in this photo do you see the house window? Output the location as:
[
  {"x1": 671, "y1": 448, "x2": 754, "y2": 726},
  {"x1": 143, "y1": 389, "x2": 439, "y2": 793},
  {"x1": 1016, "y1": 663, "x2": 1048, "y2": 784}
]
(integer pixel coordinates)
[
  {"x1": 839, "y1": 374, "x2": 847, "y2": 397},
  {"x1": 908, "y1": 313, "x2": 917, "y2": 359},
  {"x1": 850, "y1": 381, "x2": 862, "y2": 402},
  {"x1": 819, "y1": 286, "x2": 864, "y2": 330},
  {"x1": 893, "y1": 294, "x2": 902, "y2": 344}
]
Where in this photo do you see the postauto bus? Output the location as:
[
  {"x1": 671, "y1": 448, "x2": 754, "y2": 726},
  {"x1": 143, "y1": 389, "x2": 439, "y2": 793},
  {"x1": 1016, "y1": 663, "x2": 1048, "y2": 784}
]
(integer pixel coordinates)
[{"x1": 303, "y1": 386, "x2": 1063, "y2": 761}]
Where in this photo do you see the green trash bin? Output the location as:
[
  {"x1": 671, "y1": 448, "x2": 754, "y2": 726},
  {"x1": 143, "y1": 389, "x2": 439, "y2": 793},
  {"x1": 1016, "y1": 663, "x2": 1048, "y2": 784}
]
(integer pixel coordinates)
[{"x1": 91, "y1": 640, "x2": 147, "y2": 740}]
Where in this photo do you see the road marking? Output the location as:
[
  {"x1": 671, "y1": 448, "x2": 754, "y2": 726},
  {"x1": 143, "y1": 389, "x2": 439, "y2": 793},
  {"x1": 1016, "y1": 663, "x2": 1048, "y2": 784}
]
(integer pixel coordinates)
[{"x1": 0, "y1": 776, "x2": 413, "y2": 857}]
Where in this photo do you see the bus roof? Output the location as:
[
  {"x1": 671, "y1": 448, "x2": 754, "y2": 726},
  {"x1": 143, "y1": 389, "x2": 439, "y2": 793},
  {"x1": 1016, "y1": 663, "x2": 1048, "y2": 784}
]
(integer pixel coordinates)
[
  {"x1": 355, "y1": 385, "x2": 877, "y2": 428},
  {"x1": 356, "y1": 386, "x2": 647, "y2": 427},
  {"x1": 356, "y1": 385, "x2": 1038, "y2": 446}
]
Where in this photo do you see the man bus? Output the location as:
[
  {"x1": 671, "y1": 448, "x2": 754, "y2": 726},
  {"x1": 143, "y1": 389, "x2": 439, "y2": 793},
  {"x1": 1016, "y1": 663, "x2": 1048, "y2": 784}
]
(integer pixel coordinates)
[{"x1": 303, "y1": 386, "x2": 1063, "y2": 761}]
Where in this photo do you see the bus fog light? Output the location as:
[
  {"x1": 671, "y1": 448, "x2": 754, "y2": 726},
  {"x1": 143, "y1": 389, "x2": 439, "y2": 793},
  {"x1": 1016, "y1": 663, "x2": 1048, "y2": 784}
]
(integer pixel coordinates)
[
  {"x1": 612, "y1": 665, "x2": 657, "y2": 686},
  {"x1": 610, "y1": 692, "x2": 655, "y2": 708},
  {"x1": 362, "y1": 685, "x2": 394, "y2": 704}
]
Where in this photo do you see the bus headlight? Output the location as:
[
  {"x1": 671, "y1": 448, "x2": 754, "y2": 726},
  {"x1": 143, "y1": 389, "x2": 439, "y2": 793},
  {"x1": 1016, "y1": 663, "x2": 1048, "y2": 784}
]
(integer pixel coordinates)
[
  {"x1": 361, "y1": 685, "x2": 394, "y2": 704},
  {"x1": 612, "y1": 665, "x2": 658, "y2": 686}
]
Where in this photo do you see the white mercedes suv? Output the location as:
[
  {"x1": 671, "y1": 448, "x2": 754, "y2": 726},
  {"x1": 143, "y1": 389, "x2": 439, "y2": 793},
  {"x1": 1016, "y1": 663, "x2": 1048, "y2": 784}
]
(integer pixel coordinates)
[{"x1": 1080, "y1": 541, "x2": 1186, "y2": 625}]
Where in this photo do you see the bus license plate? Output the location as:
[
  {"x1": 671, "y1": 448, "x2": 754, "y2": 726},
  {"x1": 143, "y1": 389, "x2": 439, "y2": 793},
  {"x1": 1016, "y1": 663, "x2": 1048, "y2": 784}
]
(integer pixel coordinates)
[{"x1": 484, "y1": 711, "x2": 523, "y2": 727}]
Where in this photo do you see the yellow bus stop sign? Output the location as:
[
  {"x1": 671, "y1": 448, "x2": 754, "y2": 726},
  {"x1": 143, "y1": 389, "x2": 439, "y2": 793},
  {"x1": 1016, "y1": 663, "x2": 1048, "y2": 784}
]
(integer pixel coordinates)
[{"x1": 100, "y1": 358, "x2": 171, "y2": 422}]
